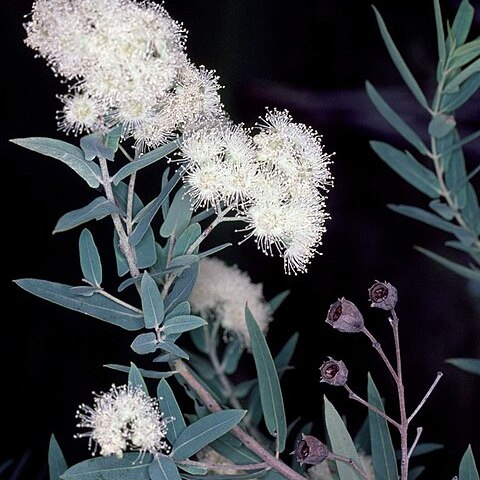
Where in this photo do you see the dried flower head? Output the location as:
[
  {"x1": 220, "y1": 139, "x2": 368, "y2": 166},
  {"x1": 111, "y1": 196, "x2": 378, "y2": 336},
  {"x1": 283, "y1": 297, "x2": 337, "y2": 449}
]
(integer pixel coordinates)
[
  {"x1": 326, "y1": 298, "x2": 364, "y2": 333},
  {"x1": 368, "y1": 281, "x2": 398, "y2": 310},
  {"x1": 189, "y1": 257, "x2": 272, "y2": 346},
  {"x1": 319, "y1": 357, "x2": 349, "y2": 386},
  {"x1": 295, "y1": 435, "x2": 330, "y2": 465},
  {"x1": 75, "y1": 384, "x2": 169, "y2": 459}
]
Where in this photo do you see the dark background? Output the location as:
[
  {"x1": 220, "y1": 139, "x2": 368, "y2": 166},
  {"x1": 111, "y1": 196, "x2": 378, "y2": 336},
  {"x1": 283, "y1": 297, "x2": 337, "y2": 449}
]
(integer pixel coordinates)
[{"x1": 2, "y1": 0, "x2": 479, "y2": 478}]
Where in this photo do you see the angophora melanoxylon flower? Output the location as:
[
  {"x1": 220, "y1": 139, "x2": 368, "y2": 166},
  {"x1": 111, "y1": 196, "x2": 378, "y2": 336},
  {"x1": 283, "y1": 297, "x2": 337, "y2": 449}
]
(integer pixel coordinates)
[{"x1": 75, "y1": 384, "x2": 170, "y2": 459}]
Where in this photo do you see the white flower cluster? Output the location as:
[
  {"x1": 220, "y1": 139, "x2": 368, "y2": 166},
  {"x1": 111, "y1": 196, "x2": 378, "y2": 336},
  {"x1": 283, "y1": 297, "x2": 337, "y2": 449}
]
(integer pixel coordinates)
[
  {"x1": 180, "y1": 110, "x2": 333, "y2": 273},
  {"x1": 75, "y1": 384, "x2": 169, "y2": 459},
  {"x1": 307, "y1": 453, "x2": 375, "y2": 480},
  {"x1": 25, "y1": 0, "x2": 224, "y2": 145},
  {"x1": 189, "y1": 257, "x2": 272, "y2": 346}
]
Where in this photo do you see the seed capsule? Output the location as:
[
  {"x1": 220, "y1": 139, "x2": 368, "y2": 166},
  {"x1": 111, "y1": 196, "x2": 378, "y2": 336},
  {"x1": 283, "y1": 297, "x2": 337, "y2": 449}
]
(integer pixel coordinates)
[
  {"x1": 295, "y1": 434, "x2": 329, "y2": 465},
  {"x1": 368, "y1": 281, "x2": 398, "y2": 310},
  {"x1": 319, "y1": 357, "x2": 348, "y2": 386},
  {"x1": 326, "y1": 298, "x2": 364, "y2": 333}
]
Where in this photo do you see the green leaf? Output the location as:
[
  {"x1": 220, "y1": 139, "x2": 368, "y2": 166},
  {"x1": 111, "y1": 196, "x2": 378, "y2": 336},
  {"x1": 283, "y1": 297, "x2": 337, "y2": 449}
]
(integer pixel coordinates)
[
  {"x1": 367, "y1": 374, "x2": 398, "y2": 480},
  {"x1": 429, "y1": 199, "x2": 455, "y2": 220},
  {"x1": 245, "y1": 306, "x2": 287, "y2": 453},
  {"x1": 104, "y1": 125, "x2": 122, "y2": 153},
  {"x1": 162, "y1": 315, "x2": 206, "y2": 336},
  {"x1": 164, "y1": 263, "x2": 199, "y2": 313},
  {"x1": 128, "y1": 362, "x2": 148, "y2": 393},
  {"x1": 160, "y1": 186, "x2": 193, "y2": 239},
  {"x1": 370, "y1": 142, "x2": 440, "y2": 198},
  {"x1": 173, "y1": 223, "x2": 201, "y2": 258},
  {"x1": 445, "y1": 59, "x2": 480, "y2": 92},
  {"x1": 11, "y1": 137, "x2": 101, "y2": 188},
  {"x1": 105, "y1": 364, "x2": 174, "y2": 379},
  {"x1": 54, "y1": 197, "x2": 121, "y2": 234},
  {"x1": 442, "y1": 130, "x2": 468, "y2": 209},
  {"x1": 428, "y1": 113, "x2": 456, "y2": 139},
  {"x1": 372, "y1": 7, "x2": 429, "y2": 109},
  {"x1": 446, "y1": 358, "x2": 480, "y2": 375},
  {"x1": 415, "y1": 246, "x2": 480, "y2": 281},
  {"x1": 223, "y1": 339, "x2": 244, "y2": 375},
  {"x1": 80, "y1": 132, "x2": 114, "y2": 161},
  {"x1": 140, "y1": 272, "x2": 165, "y2": 329},
  {"x1": 199, "y1": 243, "x2": 233, "y2": 258},
  {"x1": 15, "y1": 279, "x2": 144, "y2": 330},
  {"x1": 354, "y1": 417, "x2": 371, "y2": 455},
  {"x1": 450, "y1": 38, "x2": 480, "y2": 69},
  {"x1": 149, "y1": 458, "x2": 181, "y2": 480},
  {"x1": 408, "y1": 466, "x2": 426, "y2": 480},
  {"x1": 268, "y1": 290, "x2": 290, "y2": 314},
  {"x1": 433, "y1": 0, "x2": 446, "y2": 67},
  {"x1": 60, "y1": 454, "x2": 150, "y2": 480},
  {"x1": 131, "y1": 332, "x2": 158, "y2": 354},
  {"x1": 49, "y1": 435, "x2": 67, "y2": 480},
  {"x1": 450, "y1": 0, "x2": 474, "y2": 47},
  {"x1": 274, "y1": 333, "x2": 299, "y2": 369},
  {"x1": 172, "y1": 410, "x2": 246, "y2": 460},
  {"x1": 130, "y1": 169, "x2": 182, "y2": 246},
  {"x1": 442, "y1": 72, "x2": 480, "y2": 111},
  {"x1": 324, "y1": 396, "x2": 363, "y2": 480},
  {"x1": 79, "y1": 229, "x2": 102, "y2": 287},
  {"x1": 459, "y1": 445, "x2": 479, "y2": 480},
  {"x1": 158, "y1": 379, "x2": 186, "y2": 443},
  {"x1": 366, "y1": 82, "x2": 429, "y2": 153},
  {"x1": 157, "y1": 341, "x2": 189, "y2": 359},
  {"x1": 210, "y1": 433, "x2": 261, "y2": 466},
  {"x1": 112, "y1": 140, "x2": 179, "y2": 185},
  {"x1": 165, "y1": 301, "x2": 191, "y2": 320},
  {"x1": 409, "y1": 443, "x2": 443, "y2": 457}
]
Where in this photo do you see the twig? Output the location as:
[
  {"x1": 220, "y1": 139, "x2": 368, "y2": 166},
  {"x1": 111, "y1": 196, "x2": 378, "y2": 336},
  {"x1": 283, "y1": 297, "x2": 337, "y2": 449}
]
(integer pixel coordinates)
[
  {"x1": 344, "y1": 385, "x2": 400, "y2": 429},
  {"x1": 408, "y1": 371, "x2": 443, "y2": 423},
  {"x1": 173, "y1": 359, "x2": 306, "y2": 480},
  {"x1": 407, "y1": 427, "x2": 423, "y2": 459},
  {"x1": 329, "y1": 453, "x2": 370, "y2": 480},
  {"x1": 97, "y1": 290, "x2": 143, "y2": 314}
]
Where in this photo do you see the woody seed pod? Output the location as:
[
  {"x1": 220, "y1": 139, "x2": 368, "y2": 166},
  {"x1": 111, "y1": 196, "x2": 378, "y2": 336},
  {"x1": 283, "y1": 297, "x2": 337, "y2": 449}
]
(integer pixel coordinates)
[
  {"x1": 295, "y1": 434, "x2": 329, "y2": 465},
  {"x1": 326, "y1": 297, "x2": 364, "y2": 333},
  {"x1": 368, "y1": 281, "x2": 398, "y2": 310},
  {"x1": 319, "y1": 357, "x2": 349, "y2": 386}
]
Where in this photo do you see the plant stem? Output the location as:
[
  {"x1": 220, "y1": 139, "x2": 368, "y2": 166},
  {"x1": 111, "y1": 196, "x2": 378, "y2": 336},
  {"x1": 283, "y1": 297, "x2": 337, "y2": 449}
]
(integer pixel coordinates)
[
  {"x1": 329, "y1": 453, "x2": 370, "y2": 480},
  {"x1": 344, "y1": 385, "x2": 400, "y2": 429},
  {"x1": 126, "y1": 172, "x2": 137, "y2": 235},
  {"x1": 407, "y1": 427, "x2": 423, "y2": 459},
  {"x1": 390, "y1": 309, "x2": 408, "y2": 480},
  {"x1": 408, "y1": 371, "x2": 443, "y2": 423},
  {"x1": 173, "y1": 359, "x2": 306, "y2": 480},
  {"x1": 99, "y1": 157, "x2": 140, "y2": 277},
  {"x1": 361, "y1": 327, "x2": 399, "y2": 383},
  {"x1": 97, "y1": 290, "x2": 143, "y2": 314},
  {"x1": 178, "y1": 459, "x2": 269, "y2": 471}
]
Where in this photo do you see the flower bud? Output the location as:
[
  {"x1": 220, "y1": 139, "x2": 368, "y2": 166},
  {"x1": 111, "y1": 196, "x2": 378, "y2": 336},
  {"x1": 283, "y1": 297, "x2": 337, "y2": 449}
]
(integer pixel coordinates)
[
  {"x1": 326, "y1": 298, "x2": 364, "y2": 333},
  {"x1": 295, "y1": 434, "x2": 329, "y2": 465},
  {"x1": 319, "y1": 357, "x2": 348, "y2": 386},
  {"x1": 368, "y1": 281, "x2": 398, "y2": 310}
]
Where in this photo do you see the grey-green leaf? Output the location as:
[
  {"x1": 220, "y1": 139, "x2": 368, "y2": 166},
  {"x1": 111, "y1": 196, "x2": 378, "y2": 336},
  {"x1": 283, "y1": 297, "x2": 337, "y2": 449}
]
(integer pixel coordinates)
[
  {"x1": 408, "y1": 466, "x2": 426, "y2": 480},
  {"x1": 366, "y1": 82, "x2": 429, "y2": 153},
  {"x1": 268, "y1": 290, "x2": 290, "y2": 314},
  {"x1": 223, "y1": 338, "x2": 244, "y2": 375},
  {"x1": 433, "y1": 0, "x2": 446, "y2": 66},
  {"x1": 173, "y1": 223, "x2": 201, "y2": 257},
  {"x1": 162, "y1": 315, "x2": 206, "y2": 336},
  {"x1": 246, "y1": 305, "x2": 287, "y2": 453},
  {"x1": 450, "y1": 0, "x2": 474, "y2": 47},
  {"x1": 112, "y1": 140, "x2": 179, "y2": 185},
  {"x1": 128, "y1": 362, "x2": 148, "y2": 393},
  {"x1": 15, "y1": 279, "x2": 144, "y2": 330},
  {"x1": 415, "y1": 246, "x2": 480, "y2": 281},
  {"x1": 49, "y1": 435, "x2": 67, "y2": 480},
  {"x1": 445, "y1": 59, "x2": 480, "y2": 92},
  {"x1": 459, "y1": 445, "x2": 479, "y2": 480},
  {"x1": 149, "y1": 458, "x2": 181, "y2": 480},
  {"x1": 105, "y1": 364, "x2": 174, "y2": 379},
  {"x1": 79, "y1": 229, "x2": 102, "y2": 286},
  {"x1": 368, "y1": 374, "x2": 398, "y2": 480},
  {"x1": 80, "y1": 132, "x2": 114, "y2": 161},
  {"x1": 324, "y1": 396, "x2": 363, "y2": 480},
  {"x1": 372, "y1": 7, "x2": 429, "y2": 109},
  {"x1": 140, "y1": 272, "x2": 164, "y2": 329},
  {"x1": 172, "y1": 409, "x2": 246, "y2": 460},
  {"x1": 446, "y1": 358, "x2": 480, "y2": 375},
  {"x1": 442, "y1": 72, "x2": 480, "y2": 111},
  {"x1": 105, "y1": 125, "x2": 122, "y2": 153},
  {"x1": 54, "y1": 197, "x2": 121, "y2": 234},
  {"x1": 11, "y1": 137, "x2": 101, "y2": 188},
  {"x1": 60, "y1": 453, "x2": 150, "y2": 480},
  {"x1": 450, "y1": 38, "x2": 480, "y2": 69},
  {"x1": 428, "y1": 113, "x2": 457, "y2": 139},
  {"x1": 158, "y1": 379, "x2": 186, "y2": 443},
  {"x1": 164, "y1": 263, "x2": 199, "y2": 313},
  {"x1": 131, "y1": 332, "x2": 158, "y2": 354},
  {"x1": 160, "y1": 186, "x2": 193, "y2": 239},
  {"x1": 429, "y1": 200, "x2": 455, "y2": 220},
  {"x1": 370, "y1": 142, "x2": 440, "y2": 198}
]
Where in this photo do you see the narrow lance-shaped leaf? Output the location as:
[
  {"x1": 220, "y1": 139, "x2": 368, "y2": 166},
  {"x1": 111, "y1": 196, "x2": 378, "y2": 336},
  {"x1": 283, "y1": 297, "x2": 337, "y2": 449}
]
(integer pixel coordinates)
[
  {"x1": 173, "y1": 223, "x2": 201, "y2": 258},
  {"x1": 54, "y1": 197, "x2": 122, "y2": 234},
  {"x1": 112, "y1": 140, "x2": 180, "y2": 185},
  {"x1": 164, "y1": 263, "x2": 199, "y2": 313},
  {"x1": 445, "y1": 358, "x2": 480, "y2": 376},
  {"x1": 149, "y1": 457, "x2": 182, "y2": 480},
  {"x1": 450, "y1": 0, "x2": 474, "y2": 47},
  {"x1": 162, "y1": 315, "x2": 206, "y2": 336},
  {"x1": 370, "y1": 142, "x2": 440, "y2": 198},
  {"x1": 366, "y1": 82, "x2": 429, "y2": 154},
  {"x1": 442, "y1": 72, "x2": 480, "y2": 112},
  {"x1": 433, "y1": 0, "x2": 446, "y2": 67},
  {"x1": 444, "y1": 59, "x2": 480, "y2": 92},
  {"x1": 105, "y1": 364, "x2": 174, "y2": 379},
  {"x1": 79, "y1": 229, "x2": 102, "y2": 286},
  {"x1": 15, "y1": 279, "x2": 144, "y2": 331},
  {"x1": 450, "y1": 38, "x2": 480, "y2": 69},
  {"x1": 160, "y1": 186, "x2": 193, "y2": 239},
  {"x1": 245, "y1": 305, "x2": 287, "y2": 453},
  {"x1": 367, "y1": 374, "x2": 398, "y2": 479},
  {"x1": 268, "y1": 290, "x2": 290, "y2": 314},
  {"x1": 324, "y1": 396, "x2": 363, "y2": 480},
  {"x1": 140, "y1": 272, "x2": 164, "y2": 329},
  {"x1": 459, "y1": 445, "x2": 479, "y2": 480},
  {"x1": 172, "y1": 409, "x2": 246, "y2": 460},
  {"x1": 48, "y1": 435, "x2": 67, "y2": 480},
  {"x1": 372, "y1": 7, "x2": 429, "y2": 110},
  {"x1": 128, "y1": 362, "x2": 148, "y2": 393},
  {"x1": 157, "y1": 379, "x2": 186, "y2": 443},
  {"x1": 10, "y1": 137, "x2": 101, "y2": 188}
]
